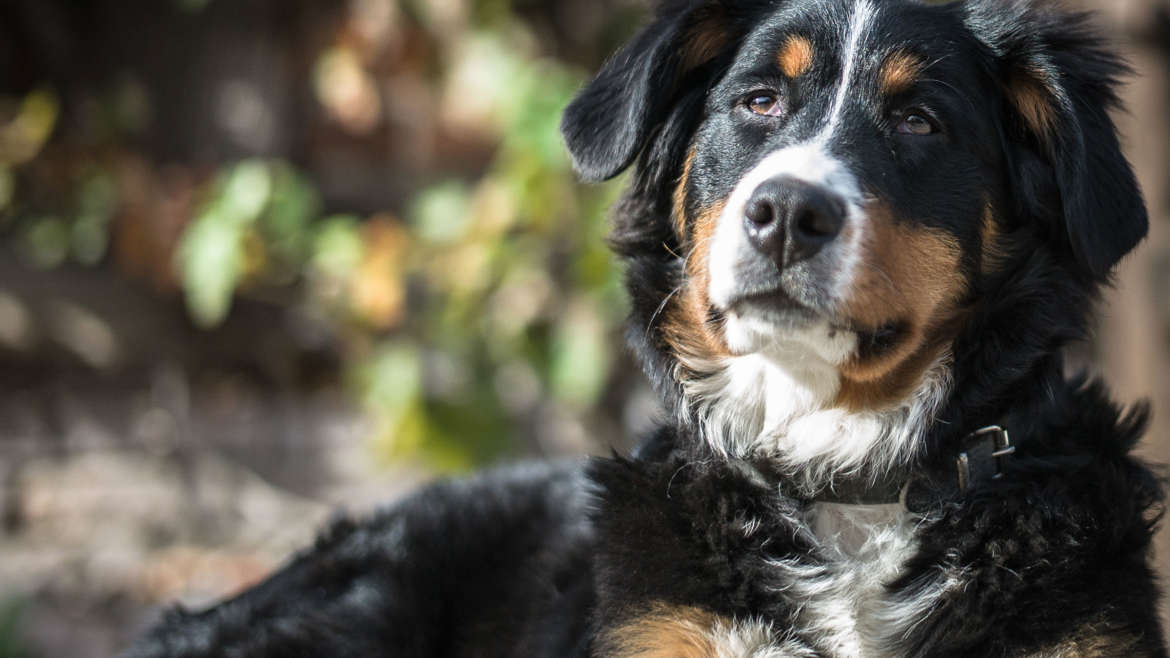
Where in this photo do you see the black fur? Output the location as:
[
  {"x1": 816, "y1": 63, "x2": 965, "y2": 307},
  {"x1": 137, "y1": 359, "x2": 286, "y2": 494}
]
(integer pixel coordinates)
[
  {"x1": 123, "y1": 463, "x2": 597, "y2": 657},
  {"x1": 124, "y1": 1, "x2": 1165, "y2": 656}
]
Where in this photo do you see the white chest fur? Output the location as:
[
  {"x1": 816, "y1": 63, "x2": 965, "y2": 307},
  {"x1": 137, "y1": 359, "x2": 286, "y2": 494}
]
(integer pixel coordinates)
[
  {"x1": 791, "y1": 502, "x2": 921, "y2": 657},
  {"x1": 703, "y1": 503, "x2": 929, "y2": 657}
]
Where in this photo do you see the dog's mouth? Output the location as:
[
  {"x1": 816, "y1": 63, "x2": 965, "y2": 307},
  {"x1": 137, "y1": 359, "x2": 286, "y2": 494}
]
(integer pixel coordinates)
[
  {"x1": 723, "y1": 287, "x2": 910, "y2": 361},
  {"x1": 728, "y1": 287, "x2": 820, "y2": 324}
]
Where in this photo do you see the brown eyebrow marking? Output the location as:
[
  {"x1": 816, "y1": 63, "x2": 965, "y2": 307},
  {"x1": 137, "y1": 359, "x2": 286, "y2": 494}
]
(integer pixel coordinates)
[
  {"x1": 778, "y1": 35, "x2": 814, "y2": 78},
  {"x1": 879, "y1": 50, "x2": 926, "y2": 96}
]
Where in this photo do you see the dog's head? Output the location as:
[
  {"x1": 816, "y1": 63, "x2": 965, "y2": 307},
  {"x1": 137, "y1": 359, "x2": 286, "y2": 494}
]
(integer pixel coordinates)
[{"x1": 562, "y1": 0, "x2": 1146, "y2": 481}]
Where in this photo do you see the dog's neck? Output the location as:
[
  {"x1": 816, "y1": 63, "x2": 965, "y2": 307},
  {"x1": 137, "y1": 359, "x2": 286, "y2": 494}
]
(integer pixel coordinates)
[{"x1": 676, "y1": 348, "x2": 953, "y2": 494}]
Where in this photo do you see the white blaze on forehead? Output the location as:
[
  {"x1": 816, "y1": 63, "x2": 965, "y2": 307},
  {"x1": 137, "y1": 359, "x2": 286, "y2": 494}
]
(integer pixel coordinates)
[
  {"x1": 706, "y1": 0, "x2": 880, "y2": 343},
  {"x1": 825, "y1": 0, "x2": 877, "y2": 136}
]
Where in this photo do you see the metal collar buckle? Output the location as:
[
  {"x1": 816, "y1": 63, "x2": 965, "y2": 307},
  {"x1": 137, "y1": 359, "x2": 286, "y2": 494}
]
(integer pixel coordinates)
[{"x1": 956, "y1": 425, "x2": 1016, "y2": 493}]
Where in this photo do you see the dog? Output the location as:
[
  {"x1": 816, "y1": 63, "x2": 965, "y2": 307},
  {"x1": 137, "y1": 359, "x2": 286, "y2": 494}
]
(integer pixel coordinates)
[{"x1": 124, "y1": 0, "x2": 1166, "y2": 656}]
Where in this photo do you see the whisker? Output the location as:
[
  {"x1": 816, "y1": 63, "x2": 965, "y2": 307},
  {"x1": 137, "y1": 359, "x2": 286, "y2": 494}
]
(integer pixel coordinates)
[
  {"x1": 858, "y1": 258, "x2": 899, "y2": 294},
  {"x1": 646, "y1": 284, "x2": 685, "y2": 336}
]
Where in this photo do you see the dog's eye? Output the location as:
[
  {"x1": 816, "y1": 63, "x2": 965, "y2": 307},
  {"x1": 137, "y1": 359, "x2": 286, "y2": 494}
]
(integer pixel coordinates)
[
  {"x1": 896, "y1": 113, "x2": 936, "y2": 136},
  {"x1": 747, "y1": 94, "x2": 783, "y2": 117}
]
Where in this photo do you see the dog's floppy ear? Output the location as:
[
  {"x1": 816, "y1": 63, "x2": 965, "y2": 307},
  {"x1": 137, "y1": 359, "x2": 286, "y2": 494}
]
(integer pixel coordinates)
[
  {"x1": 973, "y1": 2, "x2": 1148, "y2": 277},
  {"x1": 561, "y1": 0, "x2": 735, "y2": 182}
]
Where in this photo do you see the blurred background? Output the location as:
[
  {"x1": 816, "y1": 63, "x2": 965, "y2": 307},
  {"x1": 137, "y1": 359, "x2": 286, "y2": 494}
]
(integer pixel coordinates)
[{"x1": 0, "y1": 0, "x2": 1166, "y2": 655}]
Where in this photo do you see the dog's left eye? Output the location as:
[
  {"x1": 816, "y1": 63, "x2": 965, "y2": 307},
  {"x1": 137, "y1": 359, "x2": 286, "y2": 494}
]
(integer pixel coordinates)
[
  {"x1": 747, "y1": 94, "x2": 783, "y2": 117},
  {"x1": 896, "y1": 113, "x2": 936, "y2": 136}
]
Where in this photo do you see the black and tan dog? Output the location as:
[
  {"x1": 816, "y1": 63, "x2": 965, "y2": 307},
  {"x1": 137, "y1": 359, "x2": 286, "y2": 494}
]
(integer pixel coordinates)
[{"x1": 125, "y1": 0, "x2": 1166, "y2": 655}]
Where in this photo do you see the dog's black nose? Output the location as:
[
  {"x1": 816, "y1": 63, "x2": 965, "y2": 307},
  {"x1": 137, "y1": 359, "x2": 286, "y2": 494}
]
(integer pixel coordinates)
[{"x1": 743, "y1": 178, "x2": 845, "y2": 268}]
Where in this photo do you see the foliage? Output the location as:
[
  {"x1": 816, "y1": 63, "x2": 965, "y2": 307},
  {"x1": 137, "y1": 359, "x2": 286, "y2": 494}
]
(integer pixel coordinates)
[
  {"x1": 335, "y1": 37, "x2": 625, "y2": 470},
  {"x1": 0, "y1": 1, "x2": 630, "y2": 471}
]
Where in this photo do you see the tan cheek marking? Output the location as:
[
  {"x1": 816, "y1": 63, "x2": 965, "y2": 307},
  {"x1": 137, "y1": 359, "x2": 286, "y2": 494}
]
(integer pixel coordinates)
[
  {"x1": 836, "y1": 207, "x2": 966, "y2": 410},
  {"x1": 841, "y1": 208, "x2": 964, "y2": 335},
  {"x1": 1008, "y1": 70, "x2": 1057, "y2": 141},
  {"x1": 837, "y1": 338, "x2": 950, "y2": 411},
  {"x1": 878, "y1": 50, "x2": 924, "y2": 96},
  {"x1": 599, "y1": 605, "x2": 725, "y2": 658},
  {"x1": 673, "y1": 148, "x2": 698, "y2": 239},
  {"x1": 663, "y1": 200, "x2": 730, "y2": 364},
  {"x1": 685, "y1": 200, "x2": 722, "y2": 281},
  {"x1": 778, "y1": 35, "x2": 814, "y2": 78}
]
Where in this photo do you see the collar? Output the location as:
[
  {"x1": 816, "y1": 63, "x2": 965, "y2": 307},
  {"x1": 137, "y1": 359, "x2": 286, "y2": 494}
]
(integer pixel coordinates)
[{"x1": 811, "y1": 425, "x2": 1017, "y2": 514}]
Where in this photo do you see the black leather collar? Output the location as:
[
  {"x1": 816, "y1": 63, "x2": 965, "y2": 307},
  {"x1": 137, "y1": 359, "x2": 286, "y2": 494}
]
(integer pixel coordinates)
[{"x1": 810, "y1": 426, "x2": 1017, "y2": 514}]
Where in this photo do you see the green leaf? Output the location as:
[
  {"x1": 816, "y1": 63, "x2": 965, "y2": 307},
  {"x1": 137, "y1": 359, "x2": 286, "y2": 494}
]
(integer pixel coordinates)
[
  {"x1": 71, "y1": 171, "x2": 118, "y2": 265},
  {"x1": 263, "y1": 163, "x2": 320, "y2": 256},
  {"x1": 310, "y1": 215, "x2": 364, "y2": 280},
  {"x1": 176, "y1": 209, "x2": 245, "y2": 328},
  {"x1": 78, "y1": 171, "x2": 118, "y2": 221},
  {"x1": 361, "y1": 343, "x2": 424, "y2": 418},
  {"x1": 20, "y1": 216, "x2": 69, "y2": 269},
  {"x1": 0, "y1": 89, "x2": 59, "y2": 165},
  {"x1": 71, "y1": 214, "x2": 110, "y2": 265},
  {"x1": 410, "y1": 180, "x2": 473, "y2": 245},
  {"x1": 216, "y1": 160, "x2": 272, "y2": 224},
  {"x1": 172, "y1": 160, "x2": 276, "y2": 327}
]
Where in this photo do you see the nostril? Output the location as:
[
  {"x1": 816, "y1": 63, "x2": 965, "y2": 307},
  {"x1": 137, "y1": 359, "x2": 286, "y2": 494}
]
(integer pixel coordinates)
[
  {"x1": 795, "y1": 208, "x2": 842, "y2": 239},
  {"x1": 745, "y1": 198, "x2": 775, "y2": 227}
]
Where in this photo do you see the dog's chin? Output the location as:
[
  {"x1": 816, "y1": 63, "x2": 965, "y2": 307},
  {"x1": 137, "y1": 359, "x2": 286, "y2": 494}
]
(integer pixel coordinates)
[{"x1": 721, "y1": 293, "x2": 860, "y2": 367}]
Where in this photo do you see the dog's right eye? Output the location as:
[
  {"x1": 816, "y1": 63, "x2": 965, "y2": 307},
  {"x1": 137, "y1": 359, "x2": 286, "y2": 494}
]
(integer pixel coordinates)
[{"x1": 747, "y1": 94, "x2": 783, "y2": 117}]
